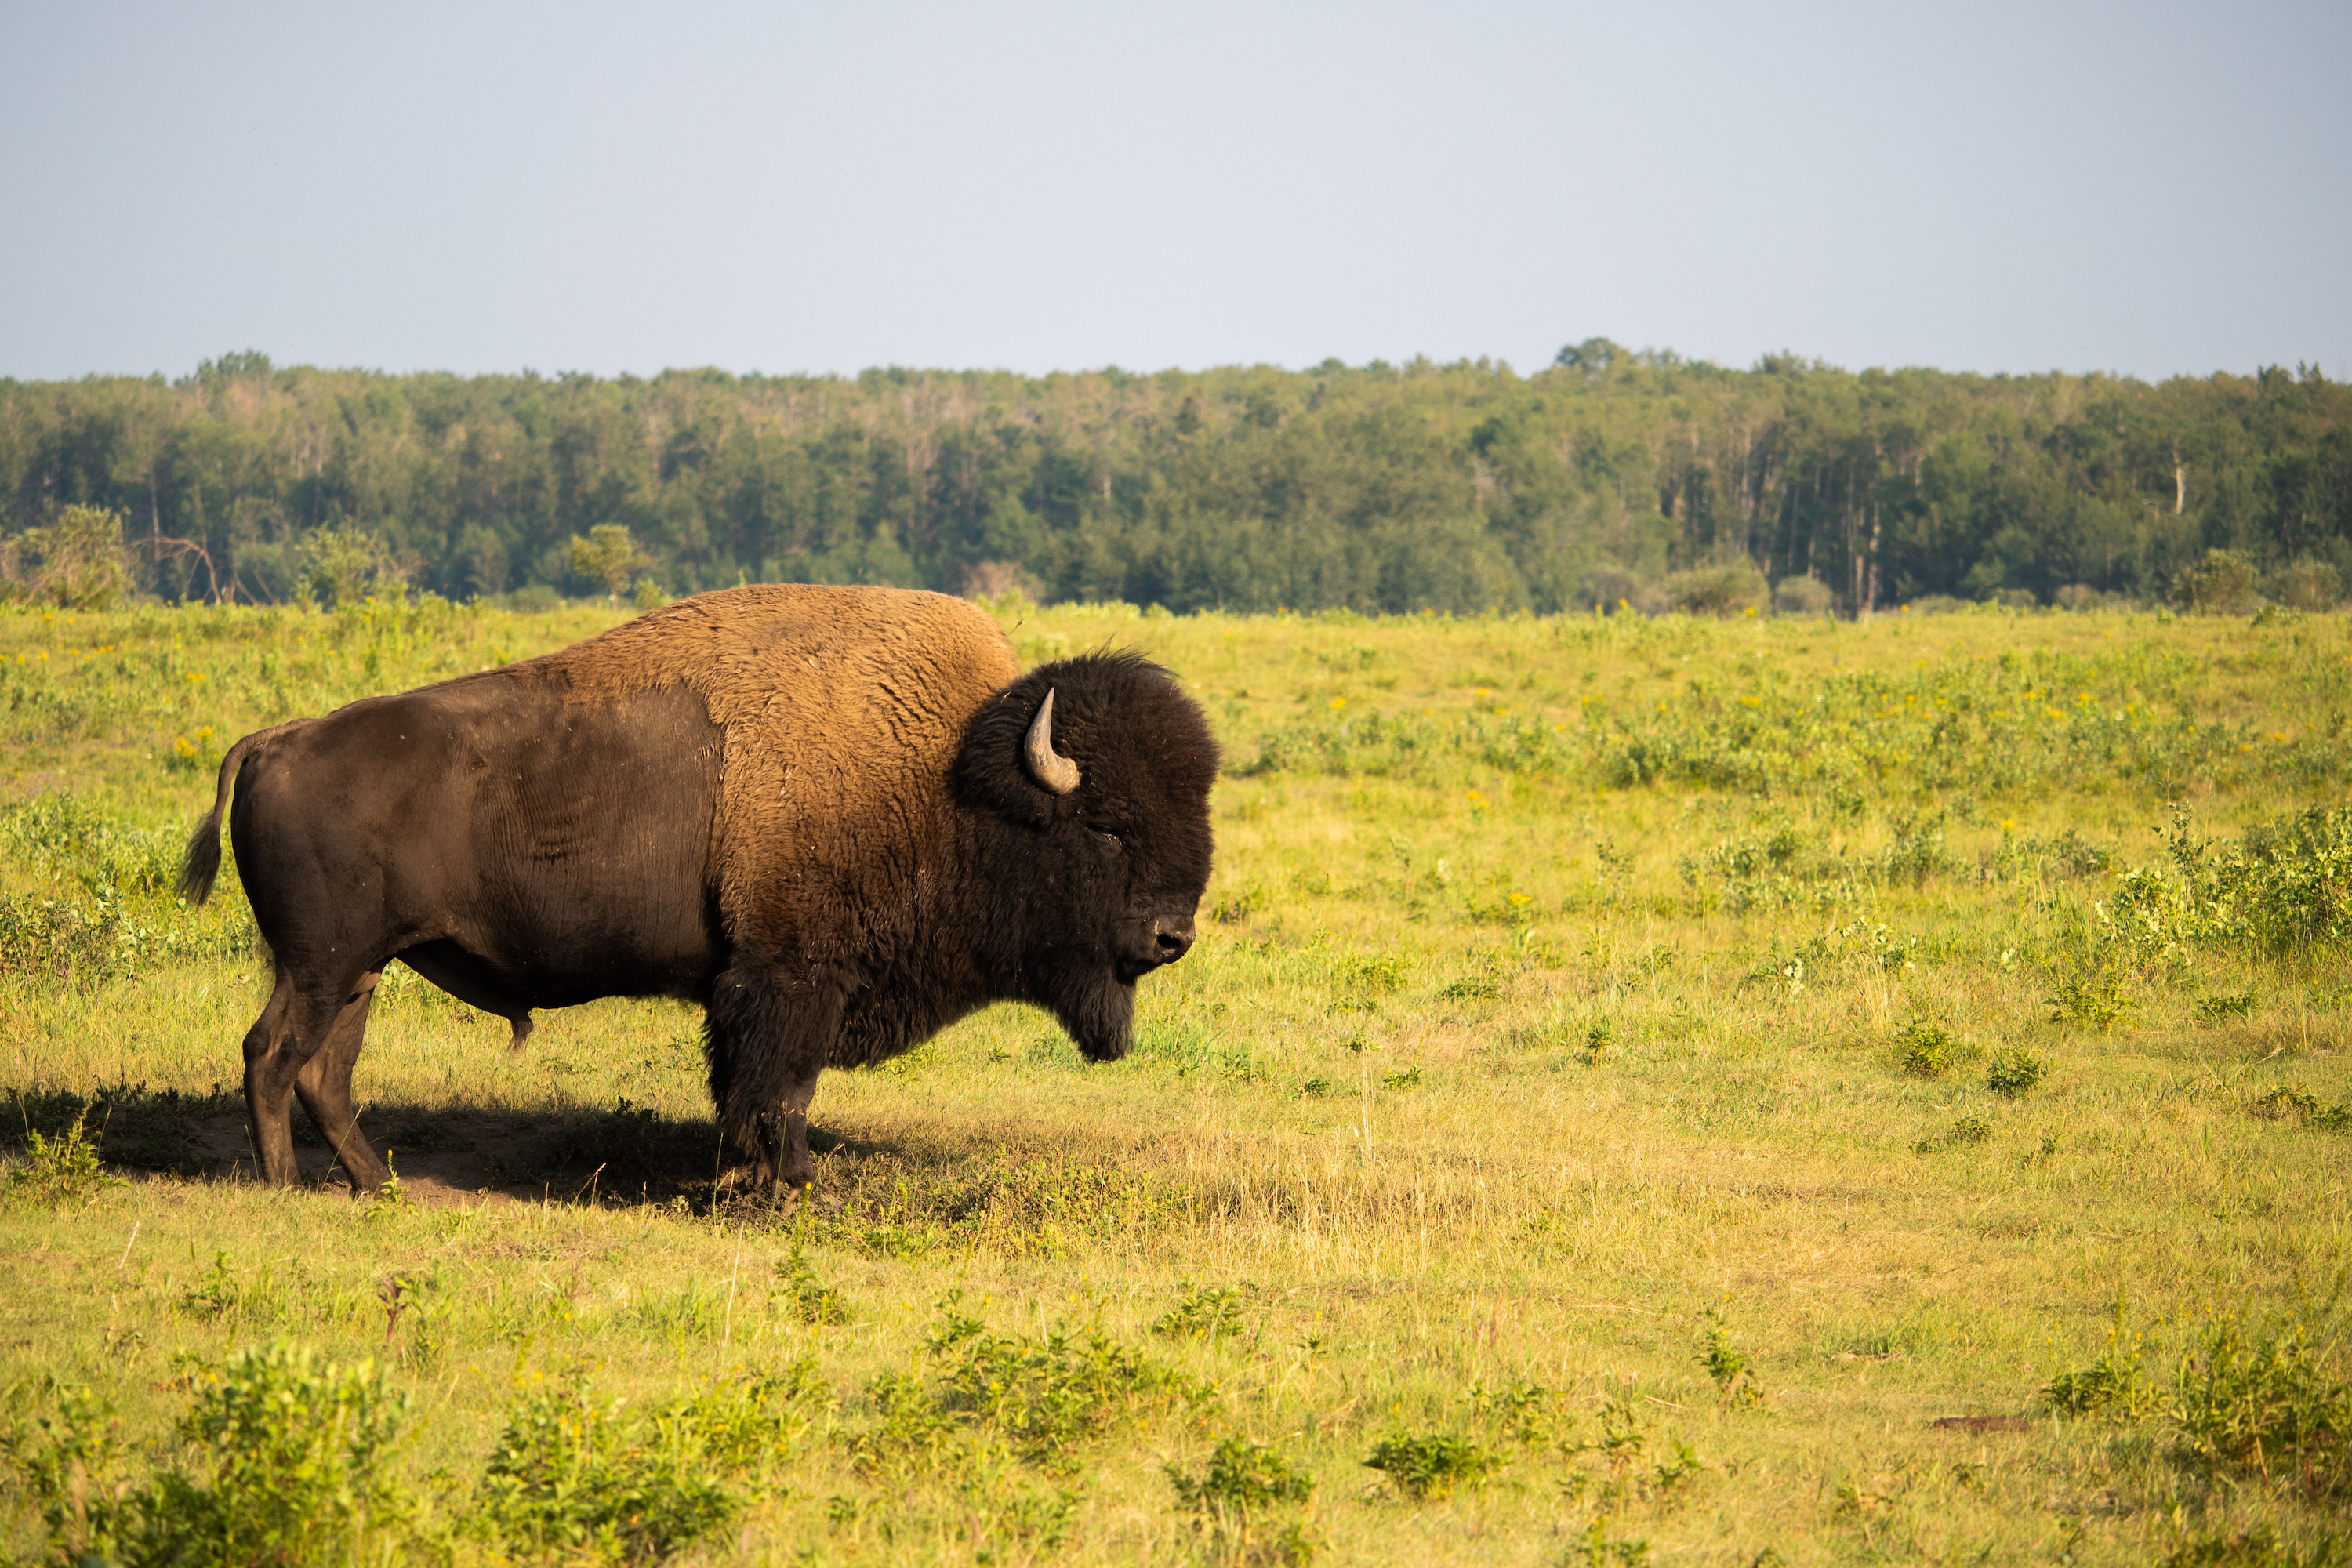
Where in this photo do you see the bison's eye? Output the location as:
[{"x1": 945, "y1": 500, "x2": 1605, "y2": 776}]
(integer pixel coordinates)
[{"x1": 1088, "y1": 824, "x2": 1124, "y2": 849}]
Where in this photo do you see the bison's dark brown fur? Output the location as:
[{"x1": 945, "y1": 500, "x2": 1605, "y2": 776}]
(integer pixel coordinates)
[{"x1": 181, "y1": 585, "x2": 1218, "y2": 1193}]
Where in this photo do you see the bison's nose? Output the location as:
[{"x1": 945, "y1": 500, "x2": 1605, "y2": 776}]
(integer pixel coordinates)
[{"x1": 1152, "y1": 916, "x2": 1196, "y2": 964}]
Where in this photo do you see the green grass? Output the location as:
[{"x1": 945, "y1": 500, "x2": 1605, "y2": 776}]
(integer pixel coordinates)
[{"x1": 1, "y1": 594, "x2": 2349, "y2": 1565}]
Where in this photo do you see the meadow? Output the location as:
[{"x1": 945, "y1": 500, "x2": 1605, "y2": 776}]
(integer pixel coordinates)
[{"x1": 2, "y1": 591, "x2": 2347, "y2": 1566}]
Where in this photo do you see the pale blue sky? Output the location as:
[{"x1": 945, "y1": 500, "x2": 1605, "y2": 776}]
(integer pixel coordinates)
[{"x1": 3, "y1": 1, "x2": 2344, "y2": 383}]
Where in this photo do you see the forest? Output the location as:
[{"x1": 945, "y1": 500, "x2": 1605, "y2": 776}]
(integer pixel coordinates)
[{"x1": 2, "y1": 343, "x2": 2346, "y2": 615}]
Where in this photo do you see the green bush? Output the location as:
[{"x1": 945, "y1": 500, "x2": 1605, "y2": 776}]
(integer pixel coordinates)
[
  {"x1": 2170, "y1": 1316, "x2": 2351, "y2": 1496},
  {"x1": 1770, "y1": 575, "x2": 1835, "y2": 616},
  {"x1": 1987, "y1": 1048, "x2": 2049, "y2": 1097},
  {"x1": 775, "y1": 1246, "x2": 850, "y2": 1326},
  {"x1": 1168, "y1": 1435, "x2": 1316, "y2": 1561},
  {"x1": 2161, "y1": 1526, "x2": 2349, "y2": 1566},
  {"x1": 2, "y1": 1109, "x2": 122, "y2": 1206},
  {"x1": 1154, "y1": 1283, "x2": 1248, "y2": 1342},
  {"x1": 474, "y1": 1363, "x2": 820, "y2": 1562},
  {"x1": 2263, "y1": 559, "x2": 2343, "y2": 612},
  {"x1": 1664, "y1": 557, "x2": 1768, "y2": 617},
  {"x1": 850, "y1": 1296, "x2": 1207, "y2": 1479},
  {"x1": 1, "y1": 505, "x2": 131, "y2": 610},
  {"x1": 1362, "y1": 1432, "x2": 1498, "y2": 1499},
  {"x1": 1897, "y1": 1019, "x2": 1961, "y2": 1077},
  {"x1": 2045, "y1": 1308, "x2": 2350, "y2": 1499},
  {"x1": 2176, "y1": 550, "x2": 2259, "y2": 614},
  {"x1": 0, "y1": 1346, "x2": 416, "y2": 1568}
]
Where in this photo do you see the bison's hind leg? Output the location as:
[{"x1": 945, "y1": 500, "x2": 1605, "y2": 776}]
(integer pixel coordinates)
[
  {"x1": 292, "y1": 971, "x2": 390, "y2": 1192},
  {"x1": 242, "y1": 964, "x2": 387, "y2": 1189}
]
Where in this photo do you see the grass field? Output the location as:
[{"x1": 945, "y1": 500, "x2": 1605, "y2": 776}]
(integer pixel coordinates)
[{"x1": 2, "y1": 593, "x2": 2347, "y2": 1566}]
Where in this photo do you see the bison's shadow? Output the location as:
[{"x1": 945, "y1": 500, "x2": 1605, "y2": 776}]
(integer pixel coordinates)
[{"x1": 1, "y1": 1081, "x2": 891, "y2": 1210}]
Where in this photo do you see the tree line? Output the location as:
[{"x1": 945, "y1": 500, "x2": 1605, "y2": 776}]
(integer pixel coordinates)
[{"x1": 2, "y1": 343, "x2": 2345, "y2": 615}]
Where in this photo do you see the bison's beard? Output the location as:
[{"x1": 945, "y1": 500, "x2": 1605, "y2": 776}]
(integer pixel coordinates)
[{"x1": 1050, "y1": 969, "x2": 1135, "y2": 1062}]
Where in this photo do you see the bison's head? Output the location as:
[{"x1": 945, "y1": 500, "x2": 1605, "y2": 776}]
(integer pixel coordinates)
[{"x1": 955, "y1": 653, "x2": 1218, "y2": 1062}]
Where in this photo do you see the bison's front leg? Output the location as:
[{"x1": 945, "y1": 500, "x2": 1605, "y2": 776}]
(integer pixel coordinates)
[
  {"x1": 706, "y1": 966, "x2": 841, "y2": 1198},
  {"x1": 753, "y1": 1069, "x2": 822, "y2": 1196}
]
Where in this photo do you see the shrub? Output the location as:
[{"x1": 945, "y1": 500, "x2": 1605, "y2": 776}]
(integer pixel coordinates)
[
  {"x1": 1699, "y1": 1309, "x2": 1766, "y2": 1408},
  {"x1": 2256, "y1": 1087, "x2": 2352, "y2": 1133},
  {"x1": 849, "y1": 1296, "x2": 1207, "y2": 1477},
  {"x1": 2263, "y1": 559, "x2": 2343, "y2": 612},
  {"x1": 1362, "y1": 1432, "x2": 1498, "y2": 1499},
  {"x1": 1663, "y1": 557, "x2": 1768, "y2": 617},
  {"x1": 2045, "y1": 1307, "x2": 2350, "y2": 1500},
  {"x1": 2, "y1": 1109, "x2": 122, "y2": 1206},
  {"x1": 775, "y1": 1247, "x2": 850, "y2": 1326},
  {"x1": 0, "y1": 505, "x2": 131, "y2": 610},
  {"x1": 9, "y1": 1344, "x2": 422, "y2": 1568},
  {"x1": 2196, "y1": 990, "x2": 2258, "y2": 1025},
  {"x1": 1896, "y1": 1019, "x2": 1960, "y2": 1077},
  {"x1": 0, "y1": 1381, "x2": 135, "y2": 1564},
  {"x1": 1154, "y1": 1283, "x2": 1248, "y2": 1343},
  {"x1": 2211, "y1": 806, "x2": 2352, "y2": 955},
  {"x1": 2049, "y1": 964, "x2": 2133, "y2": 1031},
  {"x1": 296, "y1": 525, "x2": 408, "y2": 609},
  {"x1": 568, "y1": 524, "x2": 644, "y2": 608},
  {"x1": 474, "y1": 1363, "x2": 820, "y2": 1562},
  {"x1": 1986, "y1": 1048, "x2": 2049, "y2": 1097},
  {"x1": 1575, "y1": 564, "x2": 1646, "y2": 612},
  {"x1": 2175, "y1": 550, "x2": 2259, "y2": 614},
  {"x1": 1771, "y1": 575, "x2": 1835, "y2": 616},
  {"x1": 1169, "y1": 1436, "x2": 1317, "y2": 1560},
  {"x1": 2170, "y1": 1316, "x2": 2351, "y2": 1496}
]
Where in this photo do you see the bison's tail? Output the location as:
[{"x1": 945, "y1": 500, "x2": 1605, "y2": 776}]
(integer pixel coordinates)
[{"x1": 178, "y1": 724, "x2": 296, "y2": 906}]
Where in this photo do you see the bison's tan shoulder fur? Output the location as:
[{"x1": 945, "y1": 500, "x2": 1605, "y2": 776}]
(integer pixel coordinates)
[{"x1": 539, "y1": 584, "x2": 1020, "y2": 951}]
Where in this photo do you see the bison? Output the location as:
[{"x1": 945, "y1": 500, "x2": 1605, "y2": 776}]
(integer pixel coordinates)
[{"x1": 180, "y1": 584, "x2": 1218, "y2": 1195}]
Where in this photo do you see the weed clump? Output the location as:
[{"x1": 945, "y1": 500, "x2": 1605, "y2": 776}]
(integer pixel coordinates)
[
  {"x1": 2049, "y1": 964, "x2": 2134, "y2": 1031},
  {"x1": 1986, "y1": 1048, "x2": 2049, "y2": 1097},
  {"x1": 1915, "y1": 1115, "x2": 1993, "y2": 1154},
  {"x1": 1154, "y1": 1283, "x2": 1249, "y2": 1343},
  {"x1": 2045, "y1": 1306, "x2": 2350, "y2": 1501},
  {"x1": 1469, "y1": 1379, "x2": 1570, "y2": 1447},
  {"x1": 1564, "y1": 1515, "x2": 1653, "y2": 1566},
  {"x1": 1699, "y1": 1308, "x2": 1766, "y2": 1408},
  {"x1": 1362, "y1": 1432, "x2": 1497, "y2": 1500},
  {"x1": 2196, "y1": 990, "x2": 2259, "y2": 1025},
  {"x1": 851, "y1": 1294, "x2": 1209, "y2": 1479},
  {"x1": 2170, "y1": 1316, "x2": 2351, "y2": 1496},
  {"x1": 474, "y1": 1361, "x2": 822, "y2": 1561},
  {"x1": 775, "y1": 1247, "x2": 850, "y2": 1326},
  {"x1": 2160, "y1": 1526, "x2": 2350, "y2": 1566},
  {"x1": 2, "y1": 1109, "x2": 122, "y2": 1205},
  {"x1": 2256, "y1": 1087, "x2": 2352, "y2": 1133},
  {"x1": 2, "y1": 1343, "x2": 411, "y2": 1568},
  {"x1": 1167, "y1": 1436, "x2": 1317, "y2": 1563},
  {"x1": 1896, "y1": 1018, "x2": 1962, "y2": 1077}
]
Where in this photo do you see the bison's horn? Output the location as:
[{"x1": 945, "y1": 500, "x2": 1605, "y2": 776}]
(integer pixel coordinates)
[{"x1": 1024, "y1": 688, "x2": 1080, "y2": 796}]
